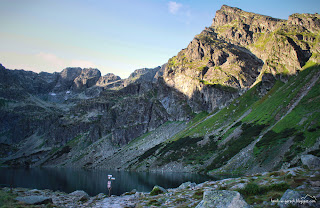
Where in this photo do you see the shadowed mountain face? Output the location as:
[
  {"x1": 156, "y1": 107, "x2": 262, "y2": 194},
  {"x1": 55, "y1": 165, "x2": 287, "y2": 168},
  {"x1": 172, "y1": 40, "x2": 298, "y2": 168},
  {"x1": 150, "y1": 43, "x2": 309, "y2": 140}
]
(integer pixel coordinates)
[
  {"x1": 0, "y1": 64, "x2": 191, "y2": 148},
  {"x1": 0, "y1": 5, "x2": 319, "y2": 172}
]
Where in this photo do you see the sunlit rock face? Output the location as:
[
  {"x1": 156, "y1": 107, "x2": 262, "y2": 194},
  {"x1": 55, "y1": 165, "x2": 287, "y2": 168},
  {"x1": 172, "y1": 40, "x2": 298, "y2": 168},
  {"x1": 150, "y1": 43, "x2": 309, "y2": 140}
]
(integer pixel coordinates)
[{"x1": 163, "y1": 5, "x2": 320, "y2": 112}]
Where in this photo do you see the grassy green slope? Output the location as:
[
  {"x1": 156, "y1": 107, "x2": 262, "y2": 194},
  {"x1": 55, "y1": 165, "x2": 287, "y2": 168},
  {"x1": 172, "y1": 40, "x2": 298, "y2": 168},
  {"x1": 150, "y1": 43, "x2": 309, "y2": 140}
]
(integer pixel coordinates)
[
  {"x1": 137, "y1": 64, "x2": 320, "y2": 173},
  {"x1": 254, "y1": 65, "x2": 320, "y2": 167},
  {"x1": 137, "y1": 82, "x2": 264, "y2": 169}
]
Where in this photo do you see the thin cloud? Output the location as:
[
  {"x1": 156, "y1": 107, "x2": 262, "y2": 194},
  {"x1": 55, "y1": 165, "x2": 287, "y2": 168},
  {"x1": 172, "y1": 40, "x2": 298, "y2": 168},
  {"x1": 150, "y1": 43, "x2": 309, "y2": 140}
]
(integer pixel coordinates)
[
  {"x1": 0, "y1": 51, "x2": 98, "y2": 73},
  {"x1": 70, "y1": 59, "x2": 96, "y2": 68},
  {"x1": 168, "y1": 1, "x2": 182, "y2": 14},
  {"x1": 37, "y1": 52, "x2": 97, "y2": 69},
  {"x1": 36, "y1": 52, "x2": 65, "y2": 68},
  {"x1": 167, "y1": 1, "x2": 193, "y2": 25}
]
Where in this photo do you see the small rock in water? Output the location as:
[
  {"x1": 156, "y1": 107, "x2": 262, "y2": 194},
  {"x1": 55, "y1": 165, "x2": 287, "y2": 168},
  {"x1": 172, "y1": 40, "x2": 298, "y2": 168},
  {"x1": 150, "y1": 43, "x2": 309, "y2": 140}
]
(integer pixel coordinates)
[{"x1": 15, "y1": 195, "x2": 52, "y2": 205}]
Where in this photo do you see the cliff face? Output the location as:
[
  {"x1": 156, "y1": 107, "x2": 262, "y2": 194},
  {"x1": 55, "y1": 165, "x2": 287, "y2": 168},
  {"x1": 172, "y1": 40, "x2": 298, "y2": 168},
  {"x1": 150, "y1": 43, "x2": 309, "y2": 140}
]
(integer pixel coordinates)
[
  {"x1": 163, "y1": 29, "x2": 263, "y2": 112},
  {"x1": 0, "y1": 63, "x2": 190, "y2": 166},
  {"x1": 212, "y1": 5, "x2": 319, "y2": 73},
  {"x1": 163, "y1": 5, "x2": 320, "y2": 112},
  {"x1": 96, "y1": 73, "x2": 122, "y2": 89}
]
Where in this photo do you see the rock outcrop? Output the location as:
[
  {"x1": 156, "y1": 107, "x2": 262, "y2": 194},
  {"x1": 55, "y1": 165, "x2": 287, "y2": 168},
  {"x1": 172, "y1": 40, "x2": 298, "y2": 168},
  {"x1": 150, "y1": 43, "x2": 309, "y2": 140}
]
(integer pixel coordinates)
[
  {"x1": 163, "y1": 32, "x2": 263, "y2": 111},
  {"x1": 0, "y1": 64, "x2": 59, "y2": 97},
  {"x1": 215, "y1": 6, "x2": 319, "y2": 73},
  {"x1": 72, "y1": 68, "x2": 101, "y2": 91},
  {"x1": 69, "y1": 190, "x2": 90, "y2": 201},
  {"x1": 123, "y1": 67, "x2": 160, "y2": 87},
  {"x1": 15, "y1": 196, "x2": 53, "y2": 205},
  {"x1": 300, "y1": 155, "x2": 320, "y2": 170},
  {"x1": 96, "y1": 73, "x2": 122, "y2": 89},
  {"x1": 163, "y1": 5, "x2": 320, "y2": 112},
  {"x1": 278, "y1": 189, "x2": 304, "y2": 208},
  {"x1": 196, "y1": 189, "x2": 250, "y2": 208},
  {"x1": 150, "y1": 185, "x2": 167, "y2": 196},
  {"x1": 54, "y1": 67, "x2": 83, "y2": 92}
]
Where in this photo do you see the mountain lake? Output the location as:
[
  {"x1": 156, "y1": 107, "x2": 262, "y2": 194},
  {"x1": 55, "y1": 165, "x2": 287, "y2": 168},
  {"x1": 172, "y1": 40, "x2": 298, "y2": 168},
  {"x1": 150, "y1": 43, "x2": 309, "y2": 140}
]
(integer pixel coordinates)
[{"x1": 0, "y1": 168, "x2": 222, "y2": 196}]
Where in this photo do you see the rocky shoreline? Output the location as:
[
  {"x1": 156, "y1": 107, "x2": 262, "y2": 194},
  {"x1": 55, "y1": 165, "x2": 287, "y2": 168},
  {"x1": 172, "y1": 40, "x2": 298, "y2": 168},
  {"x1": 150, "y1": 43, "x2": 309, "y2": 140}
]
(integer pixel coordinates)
[{"x1": 1, "y1": 167, "x2": 319, "y2": 207}]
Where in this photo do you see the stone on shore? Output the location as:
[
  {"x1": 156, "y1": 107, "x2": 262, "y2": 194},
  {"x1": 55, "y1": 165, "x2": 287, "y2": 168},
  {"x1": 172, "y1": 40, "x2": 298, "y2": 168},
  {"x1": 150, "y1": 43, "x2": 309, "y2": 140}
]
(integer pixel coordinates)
[
  {"x1": 69, "y1": 190, "x2": 90, "y2": 201},
  {"x1": 195, "y1": 189, "x2": 250, "y2": 208},
  {"x1": 178, "y1": 181, "x2": 196, "y2": 189},
  {"x1": 15, "y1": 195, "x2": 52, "y2": 205},
  {"x1": 150, "y1": 185, "x2": 167, "y2": 196}
]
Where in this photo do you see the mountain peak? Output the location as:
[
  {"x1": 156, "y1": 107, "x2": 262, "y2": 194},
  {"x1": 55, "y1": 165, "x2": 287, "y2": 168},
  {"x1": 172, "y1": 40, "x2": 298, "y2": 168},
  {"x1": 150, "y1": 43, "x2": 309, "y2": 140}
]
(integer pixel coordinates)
[
  {"x1": 219, "y1": 5, "x2": 242, "y2": 12},
  {"x1": 212, "y1": 5, "x2": 283, "y2": 28}
]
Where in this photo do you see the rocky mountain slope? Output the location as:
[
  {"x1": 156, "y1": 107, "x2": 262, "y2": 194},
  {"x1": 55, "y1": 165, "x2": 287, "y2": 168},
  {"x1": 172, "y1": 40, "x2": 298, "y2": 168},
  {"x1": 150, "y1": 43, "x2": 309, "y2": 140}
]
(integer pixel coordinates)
[
  {"x1": 162, "y1": 5, "x2": 319, "y2": 112},
  {"x1": 132, "y1": 64, "x2": 320, "y2": 174},
  {"x1": 0, "y1": 5, "x2": 319, "y2": 175},
  {"x1": 0, "y1": 63, "x2": 192, "y2": 167}
]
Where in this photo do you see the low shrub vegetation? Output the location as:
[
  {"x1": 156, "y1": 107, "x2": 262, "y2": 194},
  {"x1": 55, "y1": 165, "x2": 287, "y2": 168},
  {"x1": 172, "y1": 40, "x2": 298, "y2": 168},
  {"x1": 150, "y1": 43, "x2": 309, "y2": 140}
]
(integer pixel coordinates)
[
  {"x1": 150, "y1": 186, "x2": 164, "y2": 196},
  {"x1": 238, "y1": 182, "x2": 290, "y2": 197},
  {"x1": 192, "y1": 189, "x2": 204, "y2": 200},
  {"x1": 157, "y1": 136, "x2": 207, "y2": 165},
  {"x1": 138, "y1": 143, "x2": 162, "y2": 162},
  {"x1": 147, "y1": 199, "x2": 161, "y2": 206}
]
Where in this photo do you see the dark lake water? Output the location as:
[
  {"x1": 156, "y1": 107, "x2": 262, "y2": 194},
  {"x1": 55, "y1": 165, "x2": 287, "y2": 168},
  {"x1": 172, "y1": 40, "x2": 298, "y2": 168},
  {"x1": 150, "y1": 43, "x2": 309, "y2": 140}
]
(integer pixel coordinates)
[{"x1": 0, "y1": 168, "x2": 218, "y2": 196}]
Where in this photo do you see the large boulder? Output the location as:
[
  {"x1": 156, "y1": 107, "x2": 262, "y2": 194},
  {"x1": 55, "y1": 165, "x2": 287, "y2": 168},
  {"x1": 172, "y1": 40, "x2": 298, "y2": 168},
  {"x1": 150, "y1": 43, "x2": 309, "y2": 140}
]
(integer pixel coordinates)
[
  {"x1": 69, "y1": 190, "x2": 90, "y2": 201},
  {"x1": 196, "y1": 189, "x2": 250, "y2": 208},
  {"x1": 15, "y1": 195, "x2": 52, "y2": 205},
  {"x1": 150, "y1": 185, "x2": 167, "y2": 196},
  {"x1": 178, "y1": 181, "x2": 196, "y2": 190},
  {"x1": 278, "y1": 189, "x2": 303, "y2": 208},
  {"x1": 277, "y1": 189, "x2": 318, "y2": 207},
  {"x1": 301, "y1": 154, "x2": 320, "y2": 170}
]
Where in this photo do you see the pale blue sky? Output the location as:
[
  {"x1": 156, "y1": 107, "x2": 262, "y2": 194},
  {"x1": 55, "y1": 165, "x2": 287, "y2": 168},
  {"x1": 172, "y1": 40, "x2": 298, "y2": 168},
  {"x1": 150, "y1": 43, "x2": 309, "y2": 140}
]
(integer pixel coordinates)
[{"x1": 0, "y1": 0, "x2": 319, "y2": 78}]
